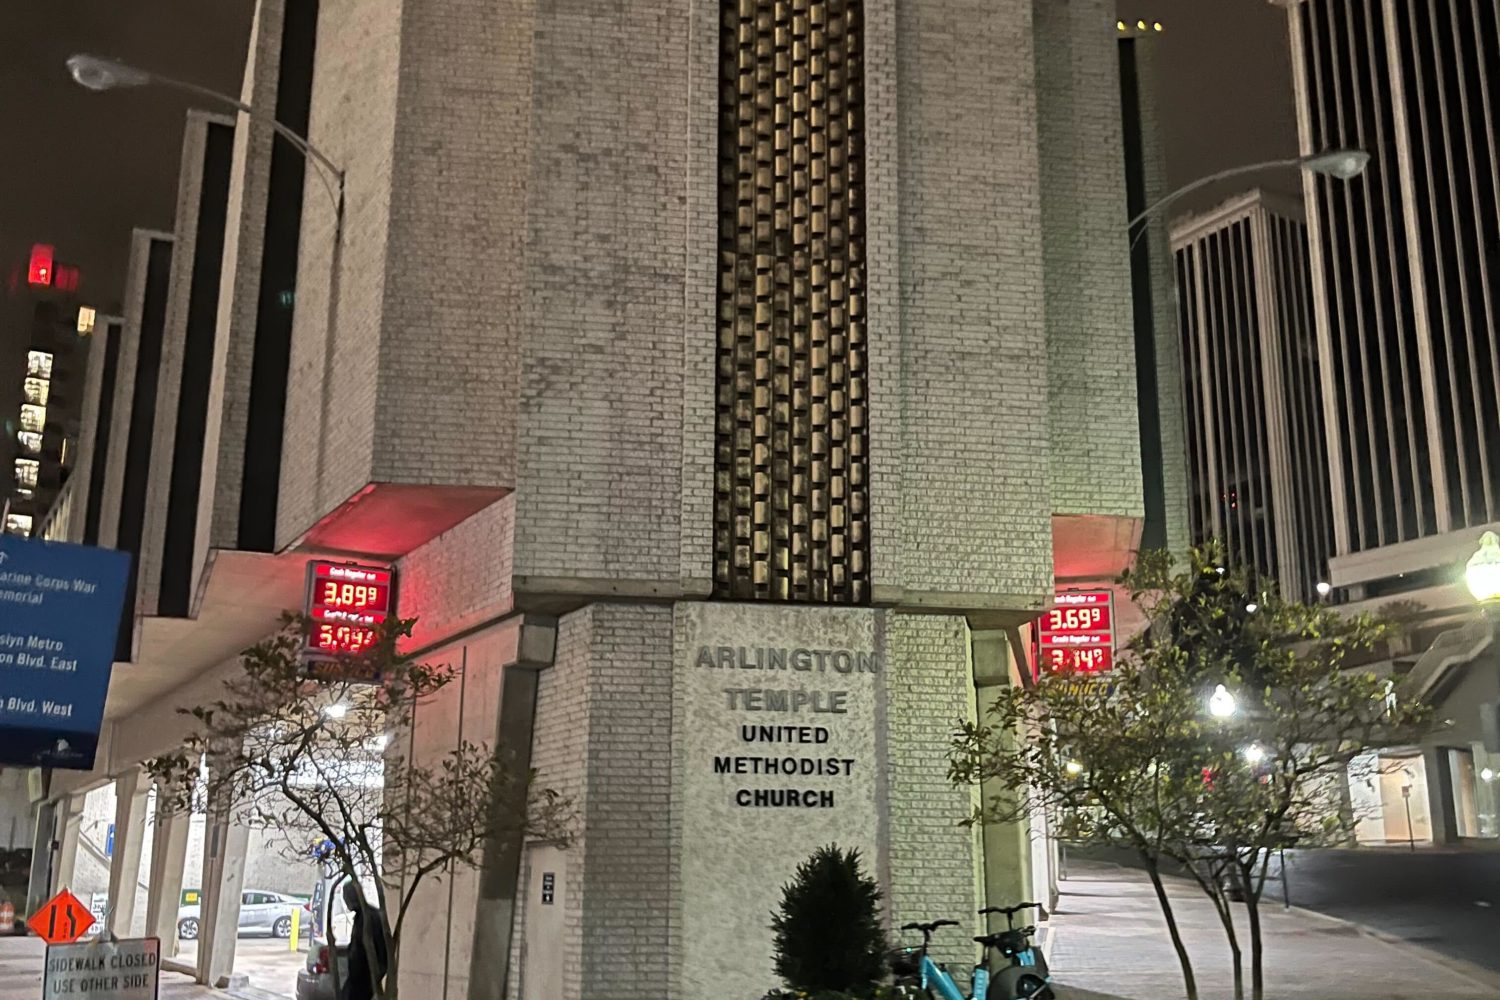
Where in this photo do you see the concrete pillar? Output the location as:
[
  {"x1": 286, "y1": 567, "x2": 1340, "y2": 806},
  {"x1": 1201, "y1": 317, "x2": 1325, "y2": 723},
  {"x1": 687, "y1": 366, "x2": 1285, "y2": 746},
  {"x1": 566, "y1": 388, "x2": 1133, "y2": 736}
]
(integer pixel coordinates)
[
  {"x1": 25, "y1": 798, "x2": 57, "y2": 918},
  {"x1": 196, "y1": 798, "x2": 249, "y2": 987},
  {"x1": 971, "y1": 630, "x2": 1035, "y2": 933},
  {"x1": 468, "y1": 616, "x2": 556, "y2": 1000},
  {"x1": 107, "y1": 769, "x2": 151, "y2": 937},
  {"x1": 145, "y1": 790, "x2": 191, "y2": 956},
  {"x1": 51, "y1": 795, "x2": 82, "y2": 894},
  {"x1": 1426, "y1": 745, "x2": 1456, "y2": 845}
]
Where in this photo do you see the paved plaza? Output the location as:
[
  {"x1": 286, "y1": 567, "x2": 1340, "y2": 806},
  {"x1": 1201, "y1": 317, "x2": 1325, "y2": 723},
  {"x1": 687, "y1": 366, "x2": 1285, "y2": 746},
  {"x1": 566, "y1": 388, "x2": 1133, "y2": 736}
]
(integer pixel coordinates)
[{"x1": 1048, "y1": 862, "x2": 1499, "y2": 1000}]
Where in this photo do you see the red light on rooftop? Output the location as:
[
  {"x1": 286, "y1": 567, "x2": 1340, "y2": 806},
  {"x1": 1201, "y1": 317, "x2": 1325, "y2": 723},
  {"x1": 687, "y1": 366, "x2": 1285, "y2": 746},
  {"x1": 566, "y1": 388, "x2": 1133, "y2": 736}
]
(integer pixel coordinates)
[{"x1": 27, "y1": 245, "x2": 54, "y2": 287}]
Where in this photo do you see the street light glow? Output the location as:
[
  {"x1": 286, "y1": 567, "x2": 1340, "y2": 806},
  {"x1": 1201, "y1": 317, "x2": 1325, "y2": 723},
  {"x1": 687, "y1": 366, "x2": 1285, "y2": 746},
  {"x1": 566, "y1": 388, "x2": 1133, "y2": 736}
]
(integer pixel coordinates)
[
  {"x1": 1245, "y1": 602, "x2": 1259, "y2": 614},
  {"x1": 1209, "y1": 684, "x2": 1237, "y2": 719},
  {"x1": 1465, "y1": 531, "x2": 1500, "y2": 603},
  {"x1": 1065, "y1": 760, "x2": 1084, "y2": 776},
  {"x1": 66, "y1": 54, "x2": 151, "y2": 92},
  {"x1": 1316, "y1": 581, "x2": 1333, "y2": 596},
  {"x1": 1482, "y1": 768, "x2": 1496, "y2": 783},
  {"x1": 1243, "y1": 744, "x2": 1266, "y2": 764},
  {"x1": 323, "y1": 703, "x2": 349, "y2": 719}
]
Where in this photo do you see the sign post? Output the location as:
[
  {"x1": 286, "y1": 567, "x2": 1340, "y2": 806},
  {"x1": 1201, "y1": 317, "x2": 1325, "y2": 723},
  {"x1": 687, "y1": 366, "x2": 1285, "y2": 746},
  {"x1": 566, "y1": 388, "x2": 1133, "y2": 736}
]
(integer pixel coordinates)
[{"x1": 0, "y1": 536, "x2": 131, "y2": 769}]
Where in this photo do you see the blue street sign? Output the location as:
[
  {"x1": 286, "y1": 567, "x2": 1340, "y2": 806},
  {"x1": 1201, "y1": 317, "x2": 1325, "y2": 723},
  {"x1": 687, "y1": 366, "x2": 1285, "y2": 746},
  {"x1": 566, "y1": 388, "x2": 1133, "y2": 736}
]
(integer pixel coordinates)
[
  {"x1": 105, "y1": 823, "x2": 114, "y2": 858},
  {"x1": 0, "y1": 535, "x2": 131, "y2": 769}
]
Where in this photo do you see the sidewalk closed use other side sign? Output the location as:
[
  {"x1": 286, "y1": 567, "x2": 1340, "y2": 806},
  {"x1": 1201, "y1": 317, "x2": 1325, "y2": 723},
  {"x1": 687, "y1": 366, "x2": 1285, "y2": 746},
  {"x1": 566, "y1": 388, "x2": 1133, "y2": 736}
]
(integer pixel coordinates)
[{"x1": 43, "y1": 937, "x2": 159, "y2": 1000}]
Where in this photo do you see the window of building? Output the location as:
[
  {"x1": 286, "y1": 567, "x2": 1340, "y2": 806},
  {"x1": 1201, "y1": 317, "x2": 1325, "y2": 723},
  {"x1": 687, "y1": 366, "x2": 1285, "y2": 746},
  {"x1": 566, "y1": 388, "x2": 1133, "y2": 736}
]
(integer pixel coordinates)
[
  {"x1": 23, "y1": 377, "x2": 49, "y2": 407},
  {"x1": 3, "y1": 513, "x2": 33, "y2": 536},
  {"x1": 26, "y1": 351, "x2": 53, "y2": 379},
  {"x1": 1450, "y1": 745, "x2": 1500, "y2": 839},
  {"x1": 15, "y1": 459, "x2": 39, "y2": 490},
  {"x1": 76, "y1": 306, "x2": 96, "y2": 335},
  {"x1": 20, "y1": 405, "x2": 46, "y2": 434},
  {"x1": 1349, "y1": 750, "x2": 1433, "y2": 846},
  {"x1": 17, "y1": 432, "x2": 42, "y2": 455}
]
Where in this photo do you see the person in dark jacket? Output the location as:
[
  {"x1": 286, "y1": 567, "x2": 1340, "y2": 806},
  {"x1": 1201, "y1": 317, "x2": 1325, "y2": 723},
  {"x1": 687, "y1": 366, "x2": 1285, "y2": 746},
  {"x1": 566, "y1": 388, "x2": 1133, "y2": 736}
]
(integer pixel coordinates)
[{"x1": 341, "y1": 880, "x2": 388, "y2": 1000}]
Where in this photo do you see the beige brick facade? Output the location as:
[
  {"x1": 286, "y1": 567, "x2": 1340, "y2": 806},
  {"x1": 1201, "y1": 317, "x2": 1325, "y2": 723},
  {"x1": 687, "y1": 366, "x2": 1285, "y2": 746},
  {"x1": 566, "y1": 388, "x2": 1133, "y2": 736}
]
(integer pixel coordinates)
[{"x1": 1035, "y1": 0, "x2": 1143, "y2": 521}]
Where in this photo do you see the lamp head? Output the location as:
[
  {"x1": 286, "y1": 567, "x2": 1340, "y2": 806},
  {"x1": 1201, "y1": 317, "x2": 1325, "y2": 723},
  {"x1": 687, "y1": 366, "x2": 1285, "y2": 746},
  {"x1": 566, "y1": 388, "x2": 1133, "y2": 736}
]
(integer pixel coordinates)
[
  {"x1": 66, "y1": 54, "x2": 151, "y2": 92},
  {"x1": 1466, "y1": 531, "x2": 1500, "y2": 603},
  {"x1": 1301, "y1": 148, "x2": 1371, "y2": 181},
  {"x1": 1208, "y1": 683, "x2": 1238, "y2": 719}
]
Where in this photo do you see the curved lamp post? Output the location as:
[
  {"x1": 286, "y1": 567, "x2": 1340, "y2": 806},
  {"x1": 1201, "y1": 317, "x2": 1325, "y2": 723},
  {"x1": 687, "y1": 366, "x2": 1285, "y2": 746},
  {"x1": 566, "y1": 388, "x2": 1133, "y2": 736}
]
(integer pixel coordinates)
[
  {"x1": 66, "y1": 54, "x2": 344, "y2": 227},
  {"x1": 1127, "y1": 148, "x2": 1370, "y2": 238}
]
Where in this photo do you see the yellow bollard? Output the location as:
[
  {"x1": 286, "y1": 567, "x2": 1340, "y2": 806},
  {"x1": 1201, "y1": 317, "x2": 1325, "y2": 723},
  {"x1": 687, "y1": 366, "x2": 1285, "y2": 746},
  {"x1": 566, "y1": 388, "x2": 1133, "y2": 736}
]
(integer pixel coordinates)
[{"x1": 290, "y1": 906, "x2": 301, "y2": 952}]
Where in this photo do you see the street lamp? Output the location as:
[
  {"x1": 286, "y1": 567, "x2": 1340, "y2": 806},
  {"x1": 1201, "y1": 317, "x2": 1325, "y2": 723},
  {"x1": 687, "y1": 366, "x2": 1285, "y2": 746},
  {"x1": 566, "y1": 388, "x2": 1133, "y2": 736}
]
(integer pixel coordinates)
[
  {"x1": 1209, "y1": 684, "x2": 1238, "y2": 719},
  {"x1": 1127, "y1": 148, "x2": 1370, "y2": 238},
  {"x1": 65, "y1": 54, "x2": 344, "y2": 224},
  {"x1": 1465, "y1": 531, "x2": 1500, "y2": 604}
]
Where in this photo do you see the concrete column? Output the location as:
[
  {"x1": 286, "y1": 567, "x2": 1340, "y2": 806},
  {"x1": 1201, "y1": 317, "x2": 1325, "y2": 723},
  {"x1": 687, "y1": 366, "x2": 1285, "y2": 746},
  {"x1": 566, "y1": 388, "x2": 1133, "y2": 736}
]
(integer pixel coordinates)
[
  {"x1": 971, "y1": 630, "x2": 1035, "y2": 932},
  {"x1": 468, "y1": 616, "x2": 556, "y2": 1000},
  {"x1": 196, "y1": 803, "x2": 249, "y2": 987},
  {"x1": 1426, "y1": 745, "x2": 1457, "y2": 845},
  {"x1": 51, "y1": 795, "x2": 82, "y2": 894},
  {"x1": 25, "y1": 798, "x2": 57, "y2": 918},
  {"x1": 145, "y1": 790, "x2": 191, "y2": 956},
  {"x1": 107, "y1": 768, "x2": 151, "y2": 937}
]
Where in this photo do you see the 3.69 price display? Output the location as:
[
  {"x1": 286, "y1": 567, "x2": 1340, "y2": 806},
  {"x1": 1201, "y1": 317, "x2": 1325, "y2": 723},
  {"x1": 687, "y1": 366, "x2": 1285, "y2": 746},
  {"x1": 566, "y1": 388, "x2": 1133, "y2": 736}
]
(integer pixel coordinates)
[{"x1": 1035, "y1": 589, "x2": 1115, "y2": 676}]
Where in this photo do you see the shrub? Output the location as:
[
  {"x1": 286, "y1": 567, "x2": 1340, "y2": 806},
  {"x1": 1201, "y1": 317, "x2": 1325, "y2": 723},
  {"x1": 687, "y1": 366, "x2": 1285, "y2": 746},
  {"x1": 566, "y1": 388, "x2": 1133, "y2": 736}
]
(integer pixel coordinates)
[{"x1": 770, "y1": 845, "x2": 888, "y2": 994}]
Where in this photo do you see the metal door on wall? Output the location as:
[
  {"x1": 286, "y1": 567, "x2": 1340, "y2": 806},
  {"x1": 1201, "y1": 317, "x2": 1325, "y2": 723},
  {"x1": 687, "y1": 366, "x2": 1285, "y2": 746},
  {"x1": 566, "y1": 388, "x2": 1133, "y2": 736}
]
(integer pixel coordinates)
[{"x1": 520, "y1": 844, "x2": 567, "y2": 1000}]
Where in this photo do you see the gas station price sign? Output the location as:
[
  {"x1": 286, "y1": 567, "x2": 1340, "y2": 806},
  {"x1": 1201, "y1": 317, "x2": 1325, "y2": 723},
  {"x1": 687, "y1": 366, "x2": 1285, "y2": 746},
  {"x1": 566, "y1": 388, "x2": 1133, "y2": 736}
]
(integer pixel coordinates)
[
  {"x1": 302, "y1": 560, "x2": 396, "y2": 659},
  {"x1": 1035, "y1": 589, "x2": 1116, "y2": 675}
]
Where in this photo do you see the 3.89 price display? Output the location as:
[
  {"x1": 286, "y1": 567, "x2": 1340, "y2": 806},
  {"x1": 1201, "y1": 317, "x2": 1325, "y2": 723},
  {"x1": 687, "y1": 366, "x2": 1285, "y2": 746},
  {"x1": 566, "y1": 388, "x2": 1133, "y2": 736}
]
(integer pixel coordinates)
[{"x1": 301, "y1": 560, "x2": 396, "y2": 662}]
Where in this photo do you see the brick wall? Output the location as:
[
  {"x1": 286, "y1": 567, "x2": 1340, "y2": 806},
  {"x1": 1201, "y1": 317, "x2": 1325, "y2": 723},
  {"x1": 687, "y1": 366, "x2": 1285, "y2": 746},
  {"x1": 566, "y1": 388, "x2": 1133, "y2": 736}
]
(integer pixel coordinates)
[
  {"x1": 278, "y1": 0, "x2": 401, "y2": 543},
  {"x1": 507, "y1": 608, "x2": 591, "y2": 1000},
  {"x1": 879, "y1": 0, "x2": 1053, "y2": 603},
  {"x1": 98, "y1": 230, "x2": 173, "y2": 553},
  {"x1": 511, "y1": 1, "x2": 694, "y2": 587},
  {"x1": 397, "y1": 496, "x2": 516, "y2": 652},
  {"x1": 1033, "y1": 0, "x2": 1143, "y2": 520},
  {"x1": 139, "y1": 113, "x2": 233, "y2": 616},
  {"x1": 200, "y1": 0, "x2": 283, "y2": 559},
  {"x1": 1134, "y1": 39, "x2": 1192, "y2": 556},
  {"x1": 884, "y1": 612, "x2": 982, "y2": 970}
]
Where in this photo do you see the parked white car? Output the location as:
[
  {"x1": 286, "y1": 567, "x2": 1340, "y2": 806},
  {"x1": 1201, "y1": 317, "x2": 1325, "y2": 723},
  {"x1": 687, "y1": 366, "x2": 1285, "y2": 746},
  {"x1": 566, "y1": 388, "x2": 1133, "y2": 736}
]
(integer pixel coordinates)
[{"x1": 177, "y1": 890, "x2": 306, "y2": 940}]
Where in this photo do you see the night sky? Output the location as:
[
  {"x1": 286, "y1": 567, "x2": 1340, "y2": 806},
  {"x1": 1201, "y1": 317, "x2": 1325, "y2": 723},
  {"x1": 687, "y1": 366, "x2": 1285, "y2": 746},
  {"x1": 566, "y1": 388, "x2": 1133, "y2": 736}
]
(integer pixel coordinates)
[{"x1": 0, "y1": 0, "x2": 1297, "y2": 313}]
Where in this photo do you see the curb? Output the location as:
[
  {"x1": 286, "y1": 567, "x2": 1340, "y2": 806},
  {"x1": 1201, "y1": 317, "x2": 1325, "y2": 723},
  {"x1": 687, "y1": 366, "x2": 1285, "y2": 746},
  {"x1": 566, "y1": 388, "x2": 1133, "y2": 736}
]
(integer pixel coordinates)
[{"x1": 1292, "y1": 904, "x2": 1500, "y2": 992}]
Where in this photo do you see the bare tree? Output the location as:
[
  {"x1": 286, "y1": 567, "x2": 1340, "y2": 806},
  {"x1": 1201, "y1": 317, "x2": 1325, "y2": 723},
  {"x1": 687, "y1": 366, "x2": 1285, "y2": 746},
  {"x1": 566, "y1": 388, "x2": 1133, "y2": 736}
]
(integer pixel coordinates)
[{"x1": 148, "y1": 614, "x2": 571, "y2": 1000}]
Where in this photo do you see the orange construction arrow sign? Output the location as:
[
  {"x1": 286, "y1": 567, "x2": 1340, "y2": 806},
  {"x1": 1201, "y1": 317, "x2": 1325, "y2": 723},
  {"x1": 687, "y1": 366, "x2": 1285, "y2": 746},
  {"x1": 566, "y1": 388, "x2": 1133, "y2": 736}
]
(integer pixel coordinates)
[{"x1": 28, "y1": 889, "x2": 95, "y2": 945}]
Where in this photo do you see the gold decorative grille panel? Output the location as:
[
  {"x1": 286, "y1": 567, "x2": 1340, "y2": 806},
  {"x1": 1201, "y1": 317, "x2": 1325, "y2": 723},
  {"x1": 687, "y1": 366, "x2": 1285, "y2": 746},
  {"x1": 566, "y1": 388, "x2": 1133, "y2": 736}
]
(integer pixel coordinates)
[{"x1": 713, "y1": 0, "x2": 870, "y2": 603}]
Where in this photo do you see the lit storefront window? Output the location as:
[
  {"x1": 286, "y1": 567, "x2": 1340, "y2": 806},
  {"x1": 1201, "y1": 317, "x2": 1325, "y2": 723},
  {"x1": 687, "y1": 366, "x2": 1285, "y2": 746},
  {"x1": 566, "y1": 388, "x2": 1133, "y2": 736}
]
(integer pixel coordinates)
[
  {"x1": 20, "y1": 404, "x2": 46, "y2": 434},
  {"x1": 15, "y1": 459, "x2": 40, "y2": 489},
  {"x1": 77, "y1": 305, "x2": 96, "y2": 335},
  {"x1": 26, "y1": 351, "x2": 53, "y2": 379},
  {"x1": 1450, "y1": 745, "x2": 1500, "y2": 839},
  {"x1": 23, "y1": 377, "x2": 50, "y2": 406},
  {"x1": 3, "y1": 513, "x2": 33, "y2": 536},
  {"x1": 17, "y1": 431, "x2": 42, "y2": 454}
]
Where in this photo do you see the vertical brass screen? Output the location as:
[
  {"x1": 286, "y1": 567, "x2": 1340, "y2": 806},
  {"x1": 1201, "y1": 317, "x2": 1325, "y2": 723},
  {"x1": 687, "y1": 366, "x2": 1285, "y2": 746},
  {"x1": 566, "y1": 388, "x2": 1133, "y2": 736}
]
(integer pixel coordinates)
[{"x1": 714, "y1": 0, "x2": 871, "y2": 603}]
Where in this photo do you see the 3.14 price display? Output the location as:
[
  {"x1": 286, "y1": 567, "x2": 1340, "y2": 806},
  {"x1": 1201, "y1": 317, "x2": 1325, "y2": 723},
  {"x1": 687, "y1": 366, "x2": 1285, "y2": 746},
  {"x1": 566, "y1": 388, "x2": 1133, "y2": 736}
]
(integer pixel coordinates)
[
  {"x1": 1034, "y1": 589, "x2": 1115, "y2": 676},
  {"x1": 302, "y1": 560, "x2": 396, "y2": 659}
]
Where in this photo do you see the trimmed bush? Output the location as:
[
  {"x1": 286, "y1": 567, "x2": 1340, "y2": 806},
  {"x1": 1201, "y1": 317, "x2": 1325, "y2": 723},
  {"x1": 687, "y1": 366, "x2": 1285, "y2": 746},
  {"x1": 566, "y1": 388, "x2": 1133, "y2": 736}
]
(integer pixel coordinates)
[{"x1": 770, "y1": 845, "x2": 888, "y2": 994}]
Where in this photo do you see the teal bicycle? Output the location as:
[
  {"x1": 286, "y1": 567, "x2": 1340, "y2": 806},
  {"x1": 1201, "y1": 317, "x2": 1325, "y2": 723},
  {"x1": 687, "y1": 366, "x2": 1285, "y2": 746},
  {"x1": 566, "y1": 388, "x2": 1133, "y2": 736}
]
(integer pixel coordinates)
[{"x1": 890, "y1": 903, "x2": 1052, "y2": 1000}]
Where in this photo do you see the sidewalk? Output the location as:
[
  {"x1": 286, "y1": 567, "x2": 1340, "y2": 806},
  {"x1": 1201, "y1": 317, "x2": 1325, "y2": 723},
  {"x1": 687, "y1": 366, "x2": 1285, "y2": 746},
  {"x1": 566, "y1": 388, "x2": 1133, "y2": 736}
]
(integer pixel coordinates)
[
  {"x1": 1047, "y1": 861, "x2": 1498, "y2": 1000},
  {"x1": 0, "y1": 936, "x2": 217, "y2": 1000}
]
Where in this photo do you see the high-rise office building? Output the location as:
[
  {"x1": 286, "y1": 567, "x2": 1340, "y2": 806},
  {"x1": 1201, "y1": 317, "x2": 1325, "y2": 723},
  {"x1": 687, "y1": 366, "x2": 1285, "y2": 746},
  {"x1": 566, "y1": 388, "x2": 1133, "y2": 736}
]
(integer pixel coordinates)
[
  {"x1": 1170, "y1": 190, "x2": 1335, "y2": 602},
  {"x1": 1285, "y1": 0, "x2": 1500, "y2": 567},
  {"x1": 1282, "y1": 0, "x2": 1500, "y2": 847},
  {"x1": 1, "y1": 245, "x2": 90, "y2": 537}
]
